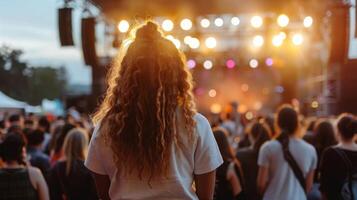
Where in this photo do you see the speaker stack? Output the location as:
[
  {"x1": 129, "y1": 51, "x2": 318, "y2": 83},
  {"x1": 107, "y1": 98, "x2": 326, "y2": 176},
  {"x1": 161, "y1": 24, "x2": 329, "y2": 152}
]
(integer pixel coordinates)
[
  {"x1": 81, "y1": 17, "x2": 98, "y2": 66},
  {"x1": 58, "y1": 7, "x2": 74, "y2": 46}
]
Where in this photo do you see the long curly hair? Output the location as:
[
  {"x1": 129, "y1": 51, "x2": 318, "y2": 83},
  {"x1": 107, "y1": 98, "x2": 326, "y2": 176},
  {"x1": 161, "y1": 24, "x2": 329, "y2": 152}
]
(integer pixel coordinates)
[{"x1": 92, "y1": 21, "x2": 196, "y2": 180}]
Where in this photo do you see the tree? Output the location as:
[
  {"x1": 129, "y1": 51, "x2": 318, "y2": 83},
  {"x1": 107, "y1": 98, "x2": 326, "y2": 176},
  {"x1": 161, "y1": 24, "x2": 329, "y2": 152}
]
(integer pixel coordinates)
[{"x1": 0, "y1": 46, "x2": 67, "y2": 105}]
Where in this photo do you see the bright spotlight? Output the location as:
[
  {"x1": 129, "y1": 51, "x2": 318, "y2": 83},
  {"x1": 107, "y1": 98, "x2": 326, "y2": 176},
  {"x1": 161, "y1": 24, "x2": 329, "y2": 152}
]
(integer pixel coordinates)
[
  {"x1": 303, "y1": 16, "x2": 313, "y2": 28},
  {"x1": 231, "y1": 17, "x2": 240, "y2": 26},
  {"x1": 277, "y1": 14, "x2": 289, "y2": 27},
  {"x1": 210, "y1": 103, "x2": 222, "y2": 114},
  {"x1": 187, "y1": 59, "x2": 196, "y2": 69},
  {"x1": 265, "y1": 58, "x2": 274, "y2": 66},
  {"x1": 292, "y1": 33, "x2": 304, "y2": 45},
  {"x1": 311, "y1": 100, "x2": 319, "y2": 109},
  {"x1": 180, "y1": 18, "x2": 192, "y2": 31},
  {"x1": 203, "y1": 60, "x2": 213, "y2": 70},
  {"x1": 252, "y1": 35, "x2": 264, "y2": 47},
  {"x1": 205, "y1": 37, "x2": 217, "y2": 49},
  {"x1": 188, "y1": 37, "x2": 200, "y2": 49},
  {"x1": 208, "y1": 89, "x2": 217, "y2": 97},
  {"x1": 118, "y1": 20, "x2": 130, "y2": 33},
  {"x1": 279, "y1": 31, "x2": 287, "y2": 39},
  {"x1": 166, "y1": 35, "x2": 181, "y2": 48},
  {"x1": 162, "y1": 19, "x2": 174, "y2": 32},
  {"x1": 250, "y1": 16, "x2": 263, "y2": 28},
  {"x1": 226, "y1": 59, "x2": 236, "y2": 69},
  {"x1": 249, "y1": 59, "x2": 259, "y2": 68},
  {"x1": 200, "y1": 18, "x2": 210, "y2": 28},
  {"x1": 272, "y1": 35, "x2": 284, "y2": 47},
  {"x1": 214, "y1": 17, "x2": 224, "y2": 27},
  {"x1": 184, "y1": 36, "x2": 192, "y2": 44}
]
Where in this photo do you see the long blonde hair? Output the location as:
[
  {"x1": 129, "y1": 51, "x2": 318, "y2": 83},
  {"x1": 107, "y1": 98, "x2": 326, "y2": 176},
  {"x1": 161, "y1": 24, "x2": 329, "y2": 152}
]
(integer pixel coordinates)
[
  {"x1": 92, "y1": 21, "x2": 196, "y2": 180},
  {"x1": 63, "y1": 128, "x2": 88, "y2": 175}
]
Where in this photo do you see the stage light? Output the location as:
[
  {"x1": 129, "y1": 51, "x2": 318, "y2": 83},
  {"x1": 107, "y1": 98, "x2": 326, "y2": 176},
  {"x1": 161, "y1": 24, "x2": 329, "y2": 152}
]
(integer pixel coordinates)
[
  {"x1": 250, "y1": 16, "x2": 263, "y2": 28},
  {"x1": 172, "y1": 39, "x2": 181, "y2": 48},
  {"x1": 254, "y1": 101, "x2": 262, "y2": 110},
  {"x1": 188, "y1": 37, "x2": 200, "y2": 49},
  {"x1": 166, "y1": 35, "x2": 181, "y2": 48},
  {"x1": 208, "y1": 89, "x2": 217, "y2": 97},
  {"x1": 238, "y1": 104, "x2": 248, "y2": 113},
  {"x1": 277, "y1": 14, "x2": 289, "y2": 27},
  {"x1": 279, "y1": 31, "x2": 287, "y2": 39},
  {"x1": 184, "y1": 36, "x2": 192, "y2": 44},
  {"x1": 187, "y1": 59, "x2": 196, "y2": 69},
  {"x1": 252, "y1": 35, "x2": 264, "y2": 47},
  {"x1": 118, "y1": 20, "x2": 130, "y2": 33},
  {"x1": 214, "y1": 17, "x2": 224, "y2": 27},
  {"x1": 249, "y1": 59, "x2": 259, "y2": 68},
  {"x1": 265, "y1": 58, "x2": 274, "y2": 66},
  {"x1": 303, "y1": 16, "x2": 313, "y2": 28},
  {"x1": 203, "y1": 60, "x2": 213, "y2": 70},
  {"x1": 231, "y1": 17, "x2": 240, "y2": 26},
  {"x1": 200, "y1": 18, "x2": 210, "y2": 28},
  {"x1": 226, "y1": 59, "x2": 236, "y2": 69},
  {"x1": 210, "y1": 103, "x2": 222, "y2": 114},
  {"x1": 275, "y1": 86, "x2": 284, "y2": 93},
  {"x1": 311, "y1": 100, "x2": 319, "y2": 108},
  {"x1": 245, "y1": 112, "x2": 254, "y2": 120},
  {"x1": 205, "y1": 37, "x2": 217, "y2": 49},
  {"x1": 162, "y1": 19, "x2": 174, "y2": 32},
  {"x1": 180, "y1": 18, "x2": 192, "y2": 31},
  {"x1": 272, "y1": 35, "x2": 284, "y2": 47},
  {"x1": 292, "y1": 33, "x2": 303, "y2": 45},
  {"x1": 241, "y1": 84, "x2": 249, "y2": 92}
]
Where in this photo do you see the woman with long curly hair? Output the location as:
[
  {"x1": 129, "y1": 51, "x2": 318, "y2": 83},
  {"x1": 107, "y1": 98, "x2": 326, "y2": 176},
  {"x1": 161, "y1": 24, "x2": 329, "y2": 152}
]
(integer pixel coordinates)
[{"x1": 85, "y1": 21, "x2": 223, "y2": 199}]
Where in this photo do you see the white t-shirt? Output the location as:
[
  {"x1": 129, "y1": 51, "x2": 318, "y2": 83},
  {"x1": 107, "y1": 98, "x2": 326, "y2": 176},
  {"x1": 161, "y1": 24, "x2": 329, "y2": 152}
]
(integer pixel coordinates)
[
  {"x1": 85, "y1": 113, "x2": 223, "y2": 200},
  {"x1": 258, "y1": 138, "x2": 317, "y2": 200}
]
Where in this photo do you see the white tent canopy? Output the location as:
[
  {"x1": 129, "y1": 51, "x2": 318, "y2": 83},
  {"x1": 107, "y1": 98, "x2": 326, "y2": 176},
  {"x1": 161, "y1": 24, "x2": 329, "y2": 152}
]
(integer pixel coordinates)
[{"x1": 0, "y1": 91, "x2": 27, "y2": 108}]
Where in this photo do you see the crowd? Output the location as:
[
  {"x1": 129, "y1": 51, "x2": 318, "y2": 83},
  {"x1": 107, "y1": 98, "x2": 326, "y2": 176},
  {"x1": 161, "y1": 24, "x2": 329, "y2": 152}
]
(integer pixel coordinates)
[
  {"x1": 0, "y1": 112, "x2": 97, "y2": 200},
  {"x1": 0, "y1": 21, "x2": 356, "y2": 200},
  {"x1": 0, "y1": 104, "x2": 356, "y2": 200}
]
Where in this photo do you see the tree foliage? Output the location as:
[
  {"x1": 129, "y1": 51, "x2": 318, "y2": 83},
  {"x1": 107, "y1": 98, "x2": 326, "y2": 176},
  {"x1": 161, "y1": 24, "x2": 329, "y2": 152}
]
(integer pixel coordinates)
[{"x1": 0, "y1": 46, "x2": 67, "y2": 105}]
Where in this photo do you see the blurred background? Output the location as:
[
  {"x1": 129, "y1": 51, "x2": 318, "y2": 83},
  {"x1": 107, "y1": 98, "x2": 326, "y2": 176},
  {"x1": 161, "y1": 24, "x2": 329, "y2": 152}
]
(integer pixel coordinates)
[{"x1": 0, "y1": 0, "x2": 356, "y2": 119}]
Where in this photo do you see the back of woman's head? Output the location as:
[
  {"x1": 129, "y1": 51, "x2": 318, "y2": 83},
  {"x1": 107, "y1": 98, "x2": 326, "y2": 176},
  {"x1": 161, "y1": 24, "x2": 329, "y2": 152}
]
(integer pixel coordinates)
[
  {"x1": 276, "y1": 104, "x2": 299, "y2": 135},
  {"x1": 337, "y1": 113, "x2": 357, "y2": 141},
  {"x1": 250, "y1": 122, "x2": 271, "y2": 152},
  {"x1": 54, "y1": 123, "x2": 76, "y2": 154},
  {"x1": 314, "y1": 119, "x2": 337, "y2": 150},
  {"x1": 93, "y1": 21, "x2": 196, "y2": 179},
  {"x1": 213, "y1": 128, "x2": 234, "y2": 161},
  {"x1": 0, "y1": 133, "x2": 26, "y2": 163},
  {"x1": 63, "y1": 128, "x2": 88, "y2": 174}
]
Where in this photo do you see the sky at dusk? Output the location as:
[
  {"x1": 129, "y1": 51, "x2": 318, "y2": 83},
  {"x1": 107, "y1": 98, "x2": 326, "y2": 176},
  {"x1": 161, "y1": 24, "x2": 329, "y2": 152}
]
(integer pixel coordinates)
[{"x1": 0, "y1": 0, "x2": 91, "y2": 85}]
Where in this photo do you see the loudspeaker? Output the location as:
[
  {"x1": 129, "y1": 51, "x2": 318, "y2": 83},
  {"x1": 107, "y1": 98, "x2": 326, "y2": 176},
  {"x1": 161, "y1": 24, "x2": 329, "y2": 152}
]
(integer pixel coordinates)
[
  {"x1": 81, "y1": 17, "x2": 98, "y2": 66},
  {"x1": 58, "y1": 7, "x2": 74, "y2": 46}
]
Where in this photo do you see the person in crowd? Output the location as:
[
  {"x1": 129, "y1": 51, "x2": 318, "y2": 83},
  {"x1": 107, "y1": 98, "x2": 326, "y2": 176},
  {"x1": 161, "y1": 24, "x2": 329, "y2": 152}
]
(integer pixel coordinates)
[
  {"x1": 213, "y1": 128, "x2": 245, "y2": 199},
  {"x1": 38, "y1": 116, "x2": 51, "y2": 152},
  {"x1": 261, "y1": 116, "x2": 276, "y2": 138},
  {"x1": 85, "y1": 21, "x2": 223, "y2": 200},
  {"x1": 26, "y1": 129, "x2": 51, "y2": 178},
  {"x1": 49, "y1": 128, "x2": 98, "y2": 200},
  {"x1": 0, "y1": 120, "x2": 6, "y2": 138},
  {"x1": 257, "y1": 104, "x2": 317, "y2": 200},
  {"x1": 307, "y1": 119, "x2": 337, "y2": 200},
  {"x1": 50, "y1": 123, "x2": 75, "y2": 165},
  {"x1": 0, "y1": 133, "x2": 49, "y2": 200},
  {"x1": 24, "y1": 119, "x2": 35, "y2": 129},
  {"x1": 303, "y1": 117, "x2": 318, "y2": 145},
  {"x1": 313, "y1": 119, "x2": 337, "y2": 179},
  {"x1": 237, "y1": 121, "x2": 271, "y2": 200},
  {"x1": 8, "y1": 114, "x2": 24, "y2": 129},
  {"x1": 320, "y1": 113, "x2": 357, "y2": 200}
]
